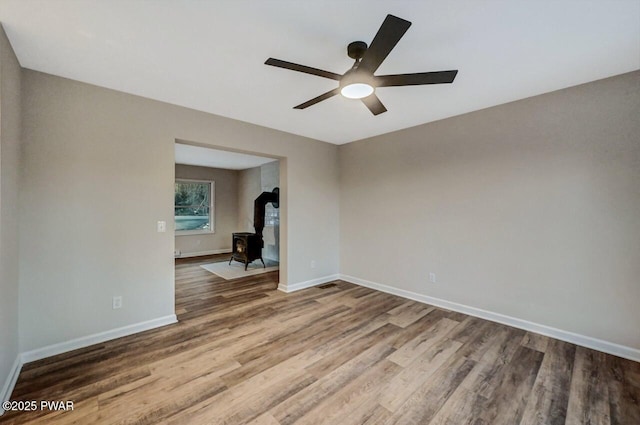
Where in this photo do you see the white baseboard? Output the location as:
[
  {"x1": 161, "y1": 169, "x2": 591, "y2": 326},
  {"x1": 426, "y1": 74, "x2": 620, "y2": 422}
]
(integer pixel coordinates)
[
  {"x1": 1, "y1": 315, "x2": 178, "y2": 415},
  {"x1": 21, "y1": 315, "x2": 178, "y2": 364},
  {"x1": 0, "y1": 355, "x2": 23, "y2": 416},
  {"x1": 176, "y1": 249, "x2": 231, "y2": 258},
  {"x1": 339, "y1": 274, "x2": 640, "y2": 363},
  {"x1": 278, "y1": 274, "x2": 340, "y2": 293}
]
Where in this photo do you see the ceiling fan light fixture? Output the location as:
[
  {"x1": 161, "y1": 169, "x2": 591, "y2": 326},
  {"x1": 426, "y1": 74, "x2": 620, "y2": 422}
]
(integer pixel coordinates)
[{"x1": 340, "y1": 83, "x2": 374, "y2": 99}]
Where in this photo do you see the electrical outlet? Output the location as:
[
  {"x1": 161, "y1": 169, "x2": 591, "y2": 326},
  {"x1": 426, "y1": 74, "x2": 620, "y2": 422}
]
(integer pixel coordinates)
[
  {"x1": 112, "y1": 296, "x2": 123, "y2": 309},
  {"x1": 429, "y1": 272, "x2": 437, "y2": 283},
  {"x1": 157, "y1": 221, "x2": 166, "y2": 233},
  {"x1": 310, "y1": 260, "x2": 316, "y2": 269},
  {"x1": 174, "y1": 250, "x2": 181, "y2": 258}
]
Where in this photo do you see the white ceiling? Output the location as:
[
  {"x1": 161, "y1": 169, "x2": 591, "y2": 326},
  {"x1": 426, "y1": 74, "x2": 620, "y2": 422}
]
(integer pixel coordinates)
[
  {"x1": 1, "y1": 1, "x2": 638, "y2": 145},
  {"x1": 175, "y1": 143, "x2": 276, "y2": 170}
]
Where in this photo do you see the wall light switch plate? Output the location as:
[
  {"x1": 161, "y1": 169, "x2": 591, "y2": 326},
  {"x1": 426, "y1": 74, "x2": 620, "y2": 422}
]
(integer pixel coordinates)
[
  {"x1": 112, "y1": 296, "x2": 123, "y2": 309},
  {"x1": 157, "y1": 221, "x2": 166, "y2": 233}
]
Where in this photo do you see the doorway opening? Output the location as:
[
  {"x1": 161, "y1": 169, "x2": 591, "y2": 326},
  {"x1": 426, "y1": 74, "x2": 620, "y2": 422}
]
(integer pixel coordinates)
[{"x1": 173, "y1": 141, "x2": 284, "y2": 318}]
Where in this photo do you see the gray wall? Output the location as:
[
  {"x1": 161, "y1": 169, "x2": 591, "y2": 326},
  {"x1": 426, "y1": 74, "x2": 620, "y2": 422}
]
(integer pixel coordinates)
[
  {"x1": 261, "y1": 161, "x2": 280, "y2": 261},
  {"x1": 175, "y1": 164, "x2": 238, "y2": 256},
  {"x1": 20, "y1": 70, "x2": 339, "y2": 352},
  {"x1": 237, "y1": 166, "x2": 262, "y2": 233},
  {"x1": 339, "y1": 71, "x2": 640, "y2": 350},
  {"x1": 0, "y1": 25, "x2": 21, "y2": 401}
]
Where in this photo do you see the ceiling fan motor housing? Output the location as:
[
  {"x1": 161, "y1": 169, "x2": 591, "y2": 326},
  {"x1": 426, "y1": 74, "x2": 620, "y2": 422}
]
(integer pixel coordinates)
[{"x1": 340, "y1": 68, "x2": 375, "y2": 89}]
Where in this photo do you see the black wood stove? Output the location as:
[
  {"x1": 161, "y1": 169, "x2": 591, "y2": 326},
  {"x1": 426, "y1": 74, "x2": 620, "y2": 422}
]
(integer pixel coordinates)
[
  {"x1": 230, "y1": 232, "x2": 264, "y2": 270},
  {"x1": 229, "y1": 188, "x2": 279, "y2": 270}
]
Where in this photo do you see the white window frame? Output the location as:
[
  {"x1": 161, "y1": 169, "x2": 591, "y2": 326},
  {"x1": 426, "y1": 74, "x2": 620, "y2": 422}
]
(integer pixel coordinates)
[{"x1": 175, "y1": 179, "x2": 215, "y2": 236}]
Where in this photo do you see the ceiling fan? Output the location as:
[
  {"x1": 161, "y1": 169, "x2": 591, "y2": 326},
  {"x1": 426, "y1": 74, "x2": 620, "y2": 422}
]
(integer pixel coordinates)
[{"x1": 265, "y1": 14, "x2": 458, "y2": 116}]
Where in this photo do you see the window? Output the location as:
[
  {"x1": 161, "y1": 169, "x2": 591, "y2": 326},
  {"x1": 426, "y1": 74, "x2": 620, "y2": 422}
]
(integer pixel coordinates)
[{"x1": 175, "y1": 179, "x2": 214, "y2": 234}]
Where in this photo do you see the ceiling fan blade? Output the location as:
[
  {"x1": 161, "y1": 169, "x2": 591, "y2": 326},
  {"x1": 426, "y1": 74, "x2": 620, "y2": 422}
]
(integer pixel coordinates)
[
  {"x1": 294, "y1": 88, "x2": 341, "y2": 109},
  {"x1": 265, "y1": 58, "x2": 342, "y2": 81},
  {"x1": 361, "y1": 93, "x2": 387, "y2": 115},
  {"x1": 358, "y1": 15, "x2": 411, "y2": 75},
  {"x1": 375, "y1": 70, "x2": 458, "y2": 87}
]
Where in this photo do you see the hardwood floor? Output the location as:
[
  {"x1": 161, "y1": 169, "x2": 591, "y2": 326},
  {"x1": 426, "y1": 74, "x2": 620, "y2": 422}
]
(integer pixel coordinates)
[{"x1": 2, "y1": 254, "x2": 639, "y2": 424}]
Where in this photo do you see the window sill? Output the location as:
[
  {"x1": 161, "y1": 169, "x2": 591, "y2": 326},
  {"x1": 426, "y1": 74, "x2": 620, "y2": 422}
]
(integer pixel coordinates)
[{"x1": 175, "y1": 230, "x2": 215, "y2": 236}]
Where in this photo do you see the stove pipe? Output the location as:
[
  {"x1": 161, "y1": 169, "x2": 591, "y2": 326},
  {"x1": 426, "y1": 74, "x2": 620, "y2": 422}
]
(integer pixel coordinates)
[{"x1": 254, "y1": 187, "x2": 279, "y2": 238}]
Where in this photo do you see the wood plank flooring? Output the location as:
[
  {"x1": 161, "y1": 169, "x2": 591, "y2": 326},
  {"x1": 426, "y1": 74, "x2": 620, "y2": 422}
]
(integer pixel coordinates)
[{"x1": 1, "y1": 254, "x2": 639, "y2": 424}]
